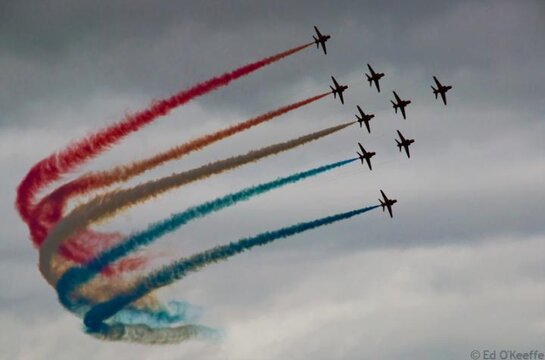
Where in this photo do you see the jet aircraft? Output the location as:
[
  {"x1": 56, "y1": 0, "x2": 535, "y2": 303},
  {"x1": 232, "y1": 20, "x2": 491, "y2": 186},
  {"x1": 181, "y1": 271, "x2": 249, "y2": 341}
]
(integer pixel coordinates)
[
  {"x1": 330, "y1": 76, "x2": 348, "y2": 104},
  {"x1": 365, "y1": 64, "x2": 385, "y2": 92},
  {"x1": 356, "y1": 142, "x2": 376, "y2": 170},
  {"x1": 431, "y1": 76, "x2": 452, "y2": 105},
  {"x1": 379, "y1": 190, "x2": 397, "y2": 218},
  {"x1": 312, "y1": 26, "x2": 331, "y2": 55},
  {"x1": 395, "y1": 130, "x2": 415, "y2": 158},
  {"x1": 391, "y1": 91, "x2": 412, "y2": 119},
  {"x1": 355, "y1": 105, "x2": 375, "y2": 133}
]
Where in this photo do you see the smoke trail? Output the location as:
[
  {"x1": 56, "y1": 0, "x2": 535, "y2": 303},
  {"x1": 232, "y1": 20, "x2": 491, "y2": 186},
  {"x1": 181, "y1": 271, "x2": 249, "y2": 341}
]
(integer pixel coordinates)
[
  {"x1": 110, "y1": 300, "x2": 203, "y2": 329},
  {"x1": 16, "y1": 42, "x2": 313, "y2": 224},
  {"x1": 52, "y1": 229, "x2": 147, "y2": 276},
  {"x1": 82, "y1": 205, "x2": 379, "y2": 343},
  {"x1": 40, "y1": 121, "x2": 354, "y2": 284},
  {"x1": 56, "y1": 158, "x2": 357, "y2": 308},
  {"x1": 29, "y1": 92, "x2": 329, "y2": 279},
  {"x1": 87, "y1": 323, "x2": 220, "y2": 344},
  {"x1": 28, "y1": 92, "x2": 330, "y2": 251}
]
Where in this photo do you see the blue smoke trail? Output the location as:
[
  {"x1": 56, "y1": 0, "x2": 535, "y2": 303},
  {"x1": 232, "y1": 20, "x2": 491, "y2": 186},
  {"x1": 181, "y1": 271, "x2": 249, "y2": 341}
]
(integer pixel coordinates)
[
  {"x1": 56, "y1": 158, "x2": 357, "y2": 314},
  {"x1": 109, "y1": 300, "x2": 203, "y2": 329},
  {"x1": 83, "y1": 204, "x2": 379, "y2": 334},
  {"x1": 60, "y1": 297, "x2": 201, "y2": 329}
]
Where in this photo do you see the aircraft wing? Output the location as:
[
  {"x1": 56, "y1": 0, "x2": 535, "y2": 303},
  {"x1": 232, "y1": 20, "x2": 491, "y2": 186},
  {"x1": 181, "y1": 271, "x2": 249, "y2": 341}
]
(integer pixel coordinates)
[
  {"x1": 433, "y1": 76, "x2": 442, "y2": 88},
  {"x1": 358, "y1": 143, "x2": 365, "y2": 153},
  {"x1": 400, "y1": 106, "x2": 406, "y2": 119},
  {"x1": 321, "y1": 42, "x2": 327, "y2": 54},
  {"x1": 366, "y1": 158, "x2": 372, "y2": 170},
  {"x1": 367, "y1": 64, "x2": 375, "y2": 75},
  {"x1": 440, "y1": 91, "x2": 447, "y2": 105},
  {"x1": 338, "y1": 91, "x2": 345, "y2": 104},
  {"x1": 364, "y1": 121, "x2": 371, "y2": 133},
  {"x1": 357, "y1": 105, "x2": 363, "y2": 116},
  {"x1": 393, "y1": 91, "x2": 401, "y2": 103},
  {"x1": 396, "y1": 130, "x2": 406, "y2": 142},
  {"x1": 314, "y1": 26, "x2": 322, "y2": 37},
  {"x1": 380, "y1": 190, "x2": 388, "y2": 202},
  {"x1": 387, "y1": 204, "x2": 393, "y2": 218},
  {"x1": 404, "y1": 144, "x2": 411, "y2": 158},
  {"x1": 331, "y1": 76, "x2": 340, "y2": 88},
  {"x1": 374, "y1": 78, "x2": 381, "y2": 92}
]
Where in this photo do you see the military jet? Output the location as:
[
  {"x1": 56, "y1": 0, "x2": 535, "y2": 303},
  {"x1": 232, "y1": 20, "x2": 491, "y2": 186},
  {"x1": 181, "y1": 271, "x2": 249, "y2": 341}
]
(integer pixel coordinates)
[
  {"x1": 356, "y1": 142, "x2": 376, "y2": 170},
  {"x1": 365, "y1": 64, "x2": 385, "y2": 93},
  {"x1": 391, "y1": 91, "x2": 411, "y2": 119},
  {"x1": 395, "y1": 130, "x2": 415, "y2": 158},
  {"x1": 312, "y1": 26, "x2": 331, "y2": 55},
  {"x1": 431, "y1": 76, "x2": 452, "y2": 105},
  {"x1": 379, "y1": 190, "x2": 397, "y2": 218},
  {"x1": 355, "y1": 105, "x2": 375, "y2": 133},
  {"x1": 330, "y1": 76, "x2": 348, "y2": 104}
]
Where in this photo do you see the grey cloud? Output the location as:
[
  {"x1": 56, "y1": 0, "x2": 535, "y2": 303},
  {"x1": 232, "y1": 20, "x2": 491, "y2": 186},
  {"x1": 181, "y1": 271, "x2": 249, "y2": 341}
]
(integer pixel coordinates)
[
  {"x1": 1, "y1": 1, "x2": 545, "y2": 358},
  {"x1": 4, "y1": 0, "x2": 543, "y2": 125}
]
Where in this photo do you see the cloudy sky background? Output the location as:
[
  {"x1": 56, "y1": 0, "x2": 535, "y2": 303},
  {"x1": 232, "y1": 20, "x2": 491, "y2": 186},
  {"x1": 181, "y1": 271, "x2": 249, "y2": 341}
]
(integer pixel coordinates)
[{"x1": 1, "y1": 1, "x2": 544, "y2": 359}]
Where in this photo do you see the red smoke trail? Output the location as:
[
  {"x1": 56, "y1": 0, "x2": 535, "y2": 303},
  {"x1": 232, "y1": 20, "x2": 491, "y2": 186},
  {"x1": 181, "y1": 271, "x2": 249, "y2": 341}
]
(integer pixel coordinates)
[
  {"x1": 57, "y1": 230, "x2": 147, "y2": 276},
  {"x1": 15, "y1": 42, "x2": 313, "y2": 226}
]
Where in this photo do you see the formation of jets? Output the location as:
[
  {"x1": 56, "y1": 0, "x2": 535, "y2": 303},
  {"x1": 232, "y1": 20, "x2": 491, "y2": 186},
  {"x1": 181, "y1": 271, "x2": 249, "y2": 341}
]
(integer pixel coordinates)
[{"x1": 312, "y1": 26, "x2": 452, "y2": 218}]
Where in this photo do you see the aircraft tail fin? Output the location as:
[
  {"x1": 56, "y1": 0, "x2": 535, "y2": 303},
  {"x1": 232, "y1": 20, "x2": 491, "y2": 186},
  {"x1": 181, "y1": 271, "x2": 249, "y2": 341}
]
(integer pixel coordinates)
[
  {"x1": 431, "y1": 86, "x2": 438, "y2": 98},
  {"x1": 391, "y1": 101, "x2": 398, "y2": 112},
  {"x1": 330, "y1": 86, "x2": 336, "y2": 97},
  {"x1": 366, "y1": 74, "x2": 372, "y2": 84},
  {"x1": 379, "y1": 199, "x2": 385, "y2": 211},
  {"x1": 357, "y1": 152, "x2": 364, "y2": 164},
  {"x1": 313, "y1": 36, "x2": 319, "y2": 47}
]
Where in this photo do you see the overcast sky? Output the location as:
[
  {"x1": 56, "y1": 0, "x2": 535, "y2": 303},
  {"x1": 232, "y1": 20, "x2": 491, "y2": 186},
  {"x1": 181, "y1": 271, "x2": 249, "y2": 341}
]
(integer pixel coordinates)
[{"x1": 1, "y1": 1, "x2": 544, "y2": 359}]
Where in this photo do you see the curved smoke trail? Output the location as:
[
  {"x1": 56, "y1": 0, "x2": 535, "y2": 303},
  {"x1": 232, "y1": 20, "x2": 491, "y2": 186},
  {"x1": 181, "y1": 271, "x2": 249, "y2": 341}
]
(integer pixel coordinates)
[
  {"x1": 28, "y1": 92, "x2": 330, "y2": 265},
  {"x1": 14, "y1": 33, "x2": 375, "y2": 346},
  {"x1": 40, "y1": 122, "x2": 354, "y2": 285},
  {"x1": 82, "y1": 205, "x2": 379, "y2": 343},
  {"x1": 16, "y1": 42, "x2": 313, "y2": 225},
  {"x1": 56, "y1": 158, "x2": 358, "y2": 311}
]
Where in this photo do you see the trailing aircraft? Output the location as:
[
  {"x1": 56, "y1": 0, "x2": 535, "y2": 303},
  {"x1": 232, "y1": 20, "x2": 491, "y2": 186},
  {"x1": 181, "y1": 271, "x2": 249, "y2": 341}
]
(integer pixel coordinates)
[
  {"x1": 365, "y1": 64, "x2": 385, "y2": 92},
  {"x1": 355, "y1": 105, "x2": 375, "y2": 133},
  {"x1": 431, "y1": 76, "x2": 452, "y2": 105},
  {"x1": 391, "y1": 91, "x2": 412, "y2": 119},
  {"x1": 330, "y1": 76, "x2": 348, "y2": 104}
]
